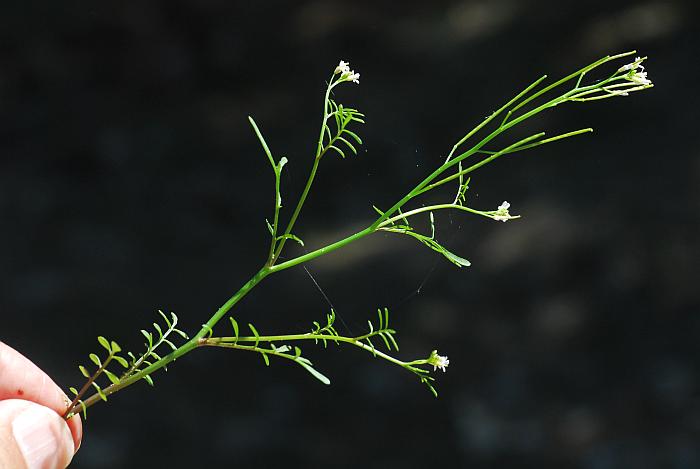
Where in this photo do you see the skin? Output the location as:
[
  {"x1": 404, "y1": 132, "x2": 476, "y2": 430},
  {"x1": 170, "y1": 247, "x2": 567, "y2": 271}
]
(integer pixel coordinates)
[{"x1": 0, "y1": 341, "x2": 82, "y2": 468}]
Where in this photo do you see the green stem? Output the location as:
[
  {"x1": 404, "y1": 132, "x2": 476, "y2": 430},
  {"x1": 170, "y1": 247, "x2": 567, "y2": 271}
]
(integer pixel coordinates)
[
  {"x1": 269, "y1": 71, "x2": 604, "y2": 274},
  {"x1": 401, "y1": 52, "x2": 637, "y2": 226},
  {"x1": 196, "y1": 267, "x2": 271, "y2": 337},
  {"x1": 267, "y1": 166, "x2": 283, "y2": 264},
  {"x1": 503, "y1": 51, "x2": 634, "y2": 119},
  {"x1": 66, "y1": 52, "x2": 648, "y2": 418},
  {"x1": 445, "y1": 74, "x2": 548, "y2": 163},
  {"x1": 377, "y1": 203, "x2": 503, "y2": 228},
  {"x1": 247, "y1": 116, "x2": 283, "y2": 265},
  {"x1": 63, "y1": 354, "x2": 114, "y2": 419},
  {"x1": 204, "y1": 334, "x2": 412, "y2": 369},
  {"x1": 65, "y1": 267, "x2": 272, "y2": 418},
  {"x1": 270, "y1": 225, "x2": 376, "y2": 273},
  {"x1": 422, "y1": 129, "x2": 592, "y2": 194},
  {"x1": 272, "y1": 155, "x2": 321, "y2": 262},
  {"x1": 273, "y1": 77, "x2": 336, "y2": 262},
  {"x1": 66, "y1": 342, "x2": 194, "y2": 418},
  {"x1": 275, "y1": 55, "x2": 632, "y2": 273}
]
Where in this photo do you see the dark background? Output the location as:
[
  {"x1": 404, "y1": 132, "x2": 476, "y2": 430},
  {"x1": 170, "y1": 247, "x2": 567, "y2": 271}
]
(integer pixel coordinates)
[{"x1": 1, "y1": 1, "x2": 699, "y2": 468}]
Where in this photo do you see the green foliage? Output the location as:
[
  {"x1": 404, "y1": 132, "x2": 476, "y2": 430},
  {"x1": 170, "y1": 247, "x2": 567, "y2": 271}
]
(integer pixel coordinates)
[
  {"x1": 199, "y1": 307, "x2": 443, "y2": 395},
  {"x1": 310, "y1": 309, "x2": 339, "y2": 347},
  {"x1": 64, "y1": 311, "x2": 188, "y2": 419},
  {"x1": 198, "y1": 316, "x2": 332, "y2": 385},
  {"x1": 379, "y1": 210, "x2": 471, "y2": 268},
  {"x1": 321, "y1": 100, "x2": 364, "y2": 159},
  {"x1": 65, "y1": 53, "x2": 652, "y2": 420},
  {"x1": 65, "y1": 335, "x2": 129, "y2": 419},
  {"x1": 122, "y1": 310, "x2": 189, "y2": 381}
]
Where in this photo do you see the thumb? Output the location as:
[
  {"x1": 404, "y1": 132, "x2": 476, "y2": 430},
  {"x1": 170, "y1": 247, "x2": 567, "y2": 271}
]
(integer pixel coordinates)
[{"x1": 0, "y1": 399, "x2": 75, "y2": 469}]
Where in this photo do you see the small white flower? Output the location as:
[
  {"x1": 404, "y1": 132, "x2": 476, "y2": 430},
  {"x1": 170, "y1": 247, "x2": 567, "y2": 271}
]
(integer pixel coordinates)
[
  {"x1": 333, "y1": 60, "x2": 360, "y2": 84},
  {"x1": 335, "y1": 60, "x2": 350, "y2": 75},
  {"x1": 493, "y1": 200, "x2": 512, "y2": 222},
  {"x1": 617, "y1": 56, "x2": 643, "y2": 73},
  {"x1": 434, "y1": 355, "x2": 449, "y2": 372},
  {"x1": 428, "y1": 350, "x2": 450, "y2": 372},
  {"x1": 617, "y1": 56, "x2": 652, "y2": 86},
  {"x1": 618, "y1": 64, "x2": 632, "y2": 73},
  {"x1": 628, "y1": 69, "x2": 652, "y2": 86}
]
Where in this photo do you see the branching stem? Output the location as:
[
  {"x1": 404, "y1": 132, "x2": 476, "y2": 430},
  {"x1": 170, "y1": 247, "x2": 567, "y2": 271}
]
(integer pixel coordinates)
[{"x1": 65, "y1": 51, "x2": 652, "y2": 418}]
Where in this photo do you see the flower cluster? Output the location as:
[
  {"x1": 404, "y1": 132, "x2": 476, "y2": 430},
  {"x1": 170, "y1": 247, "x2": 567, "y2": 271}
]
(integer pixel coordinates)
[
  {"x1": 618, "y1": 56, "x2": 652, "y2": 86},
  {"x1": 334, "y1": 60, "x2": 360, "y2": 84},
  {"x1": 428, "y1": 350, "x2": 450, "y2": 372},
  {"x1": 493, "y1": 201, "x2": 515, "y2": 222}
]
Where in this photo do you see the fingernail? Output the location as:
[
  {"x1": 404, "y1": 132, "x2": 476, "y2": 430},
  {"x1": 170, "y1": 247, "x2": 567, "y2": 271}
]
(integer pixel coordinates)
[{"x1": 12, "y1": 405, "x2": 74, "y2": 469}]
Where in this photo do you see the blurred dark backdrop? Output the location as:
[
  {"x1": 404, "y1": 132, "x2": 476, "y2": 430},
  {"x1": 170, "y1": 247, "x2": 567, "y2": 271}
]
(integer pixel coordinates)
[{"x1": 1, "y1": 1, "x2": 699, "y2": 468}]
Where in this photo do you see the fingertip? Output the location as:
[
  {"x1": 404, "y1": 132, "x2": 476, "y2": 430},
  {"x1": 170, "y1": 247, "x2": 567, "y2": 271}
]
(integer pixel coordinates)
[
  {"x1": 59, "y1": 391, "x2": 83, "y2": 453},
  {"x1": 0, "y1": 400, "x2": 75, "y2": 469},
  {"x1": 65, "y1": 411, "x2": 83, "y2": 453}
]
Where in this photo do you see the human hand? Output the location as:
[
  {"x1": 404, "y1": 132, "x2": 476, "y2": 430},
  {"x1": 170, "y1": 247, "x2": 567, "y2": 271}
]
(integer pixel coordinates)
[{"x1": 0, "y1": 341, "x2": 82, "y2": 468}]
